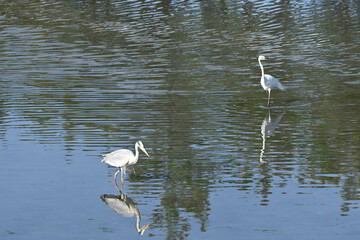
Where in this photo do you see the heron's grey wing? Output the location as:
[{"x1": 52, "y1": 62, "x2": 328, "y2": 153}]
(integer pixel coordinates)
[
  {"x1": 102, "y1": 196, "x2": 134, "y2": 217},
  {"x1": 264, "y1": 74, "x2": 285, "y2": 90},
  {"x1": 102, "y1": 149, "x2": 133, "y2": 167}
]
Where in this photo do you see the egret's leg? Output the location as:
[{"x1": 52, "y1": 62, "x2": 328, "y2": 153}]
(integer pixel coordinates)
[{"x1": 267, "y1": 89, "x2": 271, "y2": 106}]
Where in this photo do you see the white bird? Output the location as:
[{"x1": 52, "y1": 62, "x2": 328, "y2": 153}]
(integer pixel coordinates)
[
  {"x1": 258, "y1": 55, "x2": 285, "y2": 106},
  {"x1": 101, "y1": 193, "x2": 149, "y2": 235},
  {"x1": 102, "y1": 141, "x2": 149, "y2": 185}
]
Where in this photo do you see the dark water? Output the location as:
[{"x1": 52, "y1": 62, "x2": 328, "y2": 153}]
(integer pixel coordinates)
[{"x1": 1, "y1": 0, "x2": 360, "y2": 239}]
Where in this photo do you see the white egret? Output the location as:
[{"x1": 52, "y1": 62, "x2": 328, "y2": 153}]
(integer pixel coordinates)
[
  {"x1": 258, "y1": 55, "x2": 285, "y2": 106},
  {"x1": 101, "y1": 141, "x2": 149, "y2": 185},
  {"x1": 101, "y1": 193, "x2": 149, "y2": 235}
]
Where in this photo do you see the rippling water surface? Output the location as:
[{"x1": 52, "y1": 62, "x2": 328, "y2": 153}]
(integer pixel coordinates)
[{"x1": 1, "y1": 0, "x2": 360, "y2": 239}]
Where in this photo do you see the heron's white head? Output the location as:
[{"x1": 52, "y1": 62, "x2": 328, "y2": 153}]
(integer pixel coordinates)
[
  {"x1": 258, "y1": 55, "x2": 266, "y2": 61},
  {"x1": 139, "y1": 224, "x2": 149, "y2": 235},
  {"x1": 136, "y1": 141, "x2": 150, "y2": 157}
]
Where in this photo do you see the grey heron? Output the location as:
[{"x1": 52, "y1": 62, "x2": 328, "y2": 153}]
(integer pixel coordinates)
[
  {"x1": 258, "y1": 55, "x2": 285, "y2": 106},
  {"x1": 102, "y1": 141, "x2": 149, "y2": 185}
]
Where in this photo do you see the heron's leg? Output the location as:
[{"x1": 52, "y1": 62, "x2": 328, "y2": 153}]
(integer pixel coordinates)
[
  {"x1": 267, "y1": 89, "x2": 271, "y2": 106},
  {"x1": 120, "y1": 167, "x2": 125, "y2": 186},
  {"x1": 115, "y1": 178, "x2": 124, "y2": 192},
  {"x1": 113, "y1": 169, "x2": 120, "y2": 186}
]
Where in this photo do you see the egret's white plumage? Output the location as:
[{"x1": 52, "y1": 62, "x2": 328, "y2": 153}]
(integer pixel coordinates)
[
  {"x1": 258, "y1": 55, "x2": 285, "y2": 106},
  {"x1": 102, "y1": 141, "x2": 149, "y2": 185}
]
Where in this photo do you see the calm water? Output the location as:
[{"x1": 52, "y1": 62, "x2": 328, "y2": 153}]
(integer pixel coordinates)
[{"x1": 1, "y1": 0, "x2": 360, "y2": 239}]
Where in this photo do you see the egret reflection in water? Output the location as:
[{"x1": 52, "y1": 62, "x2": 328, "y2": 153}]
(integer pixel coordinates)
[
  {"x1": 100, "y1": 191, "x2": 149, "y2": 235},
  {"x1": 260, "y1": 110, "x2": 285, "y2": 163}
]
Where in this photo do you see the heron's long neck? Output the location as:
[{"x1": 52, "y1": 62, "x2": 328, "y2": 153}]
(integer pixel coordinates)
[
  {"x1": 134, "y1": 144, "x2": 139, "y2": 163},
  {"x1": 135, "y1": 210, "x2": 143, "y2": 233},
  {"x1": 258, "y1": 59, "x2": 265, "y2": 78}
]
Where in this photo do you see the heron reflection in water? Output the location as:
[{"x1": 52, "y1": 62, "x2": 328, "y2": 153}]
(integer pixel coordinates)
[
  {"x1": 101, "y1": 141, "x2": 149, "y2": 186},
  {"x1": 101, "y1": 191, "x2": 149, "y2": 235},
  {"x1": 260, "y1": 110, "x2": 285, "y2": 163}
]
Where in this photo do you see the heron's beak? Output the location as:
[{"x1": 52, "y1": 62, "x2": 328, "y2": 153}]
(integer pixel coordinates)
[
  {"x1": 140, "y1": 224, "x2": 149, "y2": 235},
  {"x1": 141, "y1": 147, "x2": 150, "y2": 157}
]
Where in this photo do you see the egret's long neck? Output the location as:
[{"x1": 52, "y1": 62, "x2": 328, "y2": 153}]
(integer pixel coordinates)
[
  {"x1": 258, "y1": 59, "x2": 265, "y2": 77},
  {"x1": 260, "y1": 132, "x2": 266, "y2": 163}
]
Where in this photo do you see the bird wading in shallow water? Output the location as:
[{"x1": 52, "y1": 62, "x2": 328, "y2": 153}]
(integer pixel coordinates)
[
  {"x1": 102, "y1": 141, "x2": 149, "y2": 186},
  {"x1": 258, "y1": 55, "x2": 285, "y2": 106}
]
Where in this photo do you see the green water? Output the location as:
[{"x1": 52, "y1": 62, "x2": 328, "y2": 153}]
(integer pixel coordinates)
[{"x1": 0, "y1": 0, "x2": 360, "y2": 239}]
